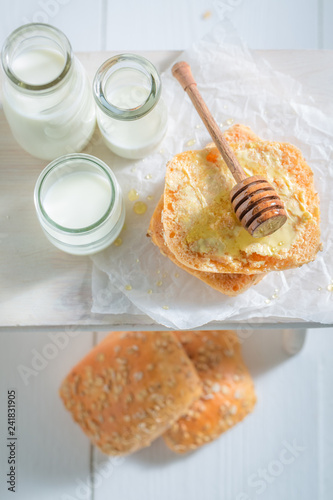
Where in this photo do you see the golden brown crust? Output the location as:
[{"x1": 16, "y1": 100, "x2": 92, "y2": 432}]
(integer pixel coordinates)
[
  {"x1": 148, "y1": 195, "x2": 266, "y2": 295},
  {"x1": 162, "y1": 124, "x2": 321, "y2": 274},
  {"x1": 59, "y1": 331, "x2": 202, "y2": 456},
  {"x1": 163, "y1": 330, "x2": 256, "y2": 453}
]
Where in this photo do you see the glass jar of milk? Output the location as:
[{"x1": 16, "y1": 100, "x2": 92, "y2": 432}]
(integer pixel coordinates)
[
  {"x1": 34, "y1": 154, "x2": 125, "y2": 255},
  {"x1": 93, "y1": 54, "x2": 167, "y2": 160},
  {"x1": 1, "y1": 24, "x2": 96, "y2": 160}
]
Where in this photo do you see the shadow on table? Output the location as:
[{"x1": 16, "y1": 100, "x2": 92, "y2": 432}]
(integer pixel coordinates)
[{"x1": 240, "y1": 328, "x2": 293, "y2": 377}]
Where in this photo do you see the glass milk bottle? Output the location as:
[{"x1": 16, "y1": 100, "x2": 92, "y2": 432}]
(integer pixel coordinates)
[
  {"x1": 1, "y1": 23, "x2": 96, "y2": 160},
  {"x1": 93, "y1": 54, "x2": 168, "y2": 160}
]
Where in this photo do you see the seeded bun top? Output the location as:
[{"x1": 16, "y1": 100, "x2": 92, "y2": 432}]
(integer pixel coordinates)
[
  {"x1": 59, "y1": 331, "x2": 202, "y2": 456},
  {"x1": 164, "y1": 330, "x2": 256, "y2": 453}
]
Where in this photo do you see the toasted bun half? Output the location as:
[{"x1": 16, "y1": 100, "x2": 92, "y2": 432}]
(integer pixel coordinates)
[
  {"x1": 148, "y1": 195, "x2": 265, "y2": 295},
  {"x1": 163, "y1": 330, "x2": 256, "y2": 453},
  {"x1": 163, "y1": 124, "x2": 321, "y2": 274},
  {"x1": 59, "y1": 331, "x2": 202, "y2": 456}
]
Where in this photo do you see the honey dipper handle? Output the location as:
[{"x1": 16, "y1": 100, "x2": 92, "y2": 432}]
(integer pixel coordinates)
[{"x1": 172, "y1": 61, "x2": 246, "y2": 183}]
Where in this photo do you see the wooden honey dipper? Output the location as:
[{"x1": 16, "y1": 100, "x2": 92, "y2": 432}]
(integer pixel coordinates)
[{"x1": 172, "y1": 61, "x2": 287, "y2": 238}]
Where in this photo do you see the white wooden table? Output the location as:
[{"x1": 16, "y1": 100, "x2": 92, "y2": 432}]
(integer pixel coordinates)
[
  {"x1": 0, "y1": 49, "x2": 332, "y2": 331},
  {"x1": 1, "y1": 48, "x2": 333, "y2": 499}
]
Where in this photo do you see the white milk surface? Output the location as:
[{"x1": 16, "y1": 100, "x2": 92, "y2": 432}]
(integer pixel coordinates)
[
  {"x1": 43, "y1": 171, "x2": 112, "y2": 229},
  {"x1": 110, "y1": 84, "x2": 149, "y2": 109},
  {"x1": 3, "y1": 49, "x2": 96, "y2": 160},
  {"x1": 12, "y1": 48, "x2": 65, "y2": 85},
  {"x1": 99, "y1": 84, "x2": 167, "y2": 159}
]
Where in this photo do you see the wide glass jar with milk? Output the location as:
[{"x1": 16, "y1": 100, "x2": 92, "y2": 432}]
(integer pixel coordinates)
[
  {"x1": 93, "y1": 54, "x2": 168, "y2": 160},
  {"x1": 1, "y1": 23, "x2": 96, "y2": 160},
  {"x1": 34, "y1": 154, "x2": 125, "y2": 255}
]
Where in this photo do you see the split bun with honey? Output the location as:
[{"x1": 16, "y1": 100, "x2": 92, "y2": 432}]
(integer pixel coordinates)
[
  {"x1": 148, "y1": 195, "x2": 266, "y2": 296},
  {"x1": 148, "y1": 124, "x2": 321, "y2": 294}
]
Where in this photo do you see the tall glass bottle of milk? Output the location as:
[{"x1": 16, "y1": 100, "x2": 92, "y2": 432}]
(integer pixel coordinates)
[
  {"x1": 93, "y1": 54, "x2": 167, "y2": 160},
  {"x1": 1, "y1": 23, "x2": 96, "y2": 160}
]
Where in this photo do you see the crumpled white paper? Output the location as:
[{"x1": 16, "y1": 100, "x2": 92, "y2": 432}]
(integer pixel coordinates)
[{"x1": 91, "y1": 21, "x2": 333, "y2": 329}]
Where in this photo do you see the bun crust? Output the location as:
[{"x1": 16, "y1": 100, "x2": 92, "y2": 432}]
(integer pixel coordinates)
[
  {"x1": 162, "y1": 124, "x2": 321, "y2": 274},
  {"x1": 59, "y1": 331, "x2": 202, "y2": 456},
  {"x1": 163, "y1": 330, "x2": 256, "y2": 453}
]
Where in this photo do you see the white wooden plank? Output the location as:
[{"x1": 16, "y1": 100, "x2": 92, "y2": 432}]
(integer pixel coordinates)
[
  {"x1": 323, "y1": 0, "x2": 333, "y2": 49},
  {"x1": 104, "y1": 0, "x2": 217, "y2": 50},
  {"x1": 103, "y1": 0, "x2": 320, "y2": 51},
  {"x1": 316, "y1": 328, "x2": 333, "y2": 499},
  {"x1": 0, "y1": 0, "x2": 104, "y2": 51},
  {"x1": 93, "y1": 329, "x2": 326, "y2": 500},
  {"x1": 0, "y1": 0, "x2": 324, "y2": 53},
  {"x1": 0, "y1": 330, "x2": 94, "y2": 499},
  {"x1": 229, "y1": 0, "x2": 319, "y2": 49}
]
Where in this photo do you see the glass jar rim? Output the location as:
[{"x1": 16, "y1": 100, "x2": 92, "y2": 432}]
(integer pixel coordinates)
[
  {"x1": 1, "y1": 23, "x2": 72, "y2": 92},
  {"x1": 34, "y1": 154, "x2": 118, "y2": 234},
  {"x1": 93, "y1": 53, "x2": 162, "y2": 121}
]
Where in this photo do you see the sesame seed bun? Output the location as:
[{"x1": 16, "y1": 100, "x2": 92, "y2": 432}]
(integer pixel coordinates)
[
  {"x1": 163, "y1": 330, "x2": 256, "y2": 453},
  {"x1": 59, "y1": 331, "x2": 202, "y2": 456}
]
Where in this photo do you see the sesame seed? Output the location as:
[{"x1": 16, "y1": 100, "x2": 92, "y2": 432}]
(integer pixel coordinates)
[
  {"x1": 95, "y1": 377, "x2": 104, "y2": 387},
  {"x1": 230, "y1": 405, "x2": 238, "y2": 415},
  {"x1": 202, "y1": 394, "x2": 214, "y2": 400},
  {"x1": 127, "y1": 345, "x2": 139, "y2": 354},
  {"x1": 221, "y1": 385, "x2": 230, "y2": 395},
  {"x1": 133, "y1": 371, "x2": 143, "y2": 382},
  {"x1": 125, "y1": 393, "x2": 133, "y2": 404}
]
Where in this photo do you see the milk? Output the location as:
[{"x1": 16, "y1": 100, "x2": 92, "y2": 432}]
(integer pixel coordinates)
[
  {"x1": 2, "y1": 46, "x2": 96, "y2": 160},
  {"x1": 35, "y1": 154, "x2": 126, "y2": 255},
  {"x1": 43, "y1": 171, "x2": 112, "y2": 229},
  {"x1": 98, "y1": 84, "x2": 167, "y2": 159},
  {"x1": 94, "y1": 60, "x2": 168, "y2": 160},
  {"x1": 11, "y1": 47, "x2": 66, "y2": 85}
]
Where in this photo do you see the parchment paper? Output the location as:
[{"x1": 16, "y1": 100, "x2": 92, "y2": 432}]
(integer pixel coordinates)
[{"x1": 91, "y1": 21, "x2": 333, "y2": 329}]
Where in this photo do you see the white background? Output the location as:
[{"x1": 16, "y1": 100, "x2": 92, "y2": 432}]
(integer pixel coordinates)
[
  {"x1": 0, "y1": 0, "x2": 333, "y2": 51},
  {"x1": 0, "y1": 1, "x2": 333, "y2": 500}
]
